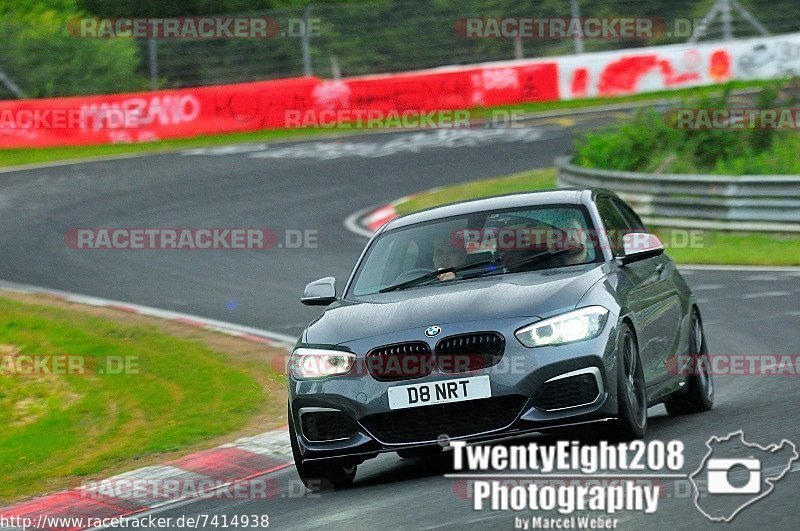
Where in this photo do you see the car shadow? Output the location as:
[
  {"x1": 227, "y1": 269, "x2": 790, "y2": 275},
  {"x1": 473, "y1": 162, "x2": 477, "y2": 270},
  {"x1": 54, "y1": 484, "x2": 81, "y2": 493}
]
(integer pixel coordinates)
[
  {"x1": 341, "y1": 408, "x2": 701, "y2": 491},
  {"x1": 348, "y1": 427, "x2": 604, "y2": 490}
]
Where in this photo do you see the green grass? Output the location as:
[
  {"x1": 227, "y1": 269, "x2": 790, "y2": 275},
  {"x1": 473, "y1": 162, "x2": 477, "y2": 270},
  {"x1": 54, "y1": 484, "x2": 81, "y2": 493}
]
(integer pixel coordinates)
[
  {"x1": 0, "y1": 127, "x2": 350, "y2": 168},
  {"x1": 395, "y1": 168, "x2": 557, "y2": 215},
  {"x1": 0, "y1": 296, "x2": 282, "y2": 501},
  {"x1": 391, "y1": 168, "x2": 800, "y2": 266},
  {"x1": 0, "y1": 80, "x2": 772, "y2": 169},
  {"x1": 657, "y1": 231, "x2": 800, "y2": 266}
]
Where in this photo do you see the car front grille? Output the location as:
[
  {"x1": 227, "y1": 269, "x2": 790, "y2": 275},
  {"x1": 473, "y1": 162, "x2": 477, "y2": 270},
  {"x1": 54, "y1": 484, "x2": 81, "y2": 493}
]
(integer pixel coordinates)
[
  {"x1": 359, "y1": 395, "x2": 527, "y2": 444},
  {"x1": 435, "y1": 332, "x2": 505, "y2": 372},
  {"x1": 533, "y1": 373, "x2": 600, "y2": 411},
  {"x1": 300, "y1": 410, "x2": 360, "y2": 442},
  {"x1": 365, "y1": 342, "x2": 433, "y2": 382},
  {"x1": 364, "y1": 332, "x2": 505, "y2": 382}
]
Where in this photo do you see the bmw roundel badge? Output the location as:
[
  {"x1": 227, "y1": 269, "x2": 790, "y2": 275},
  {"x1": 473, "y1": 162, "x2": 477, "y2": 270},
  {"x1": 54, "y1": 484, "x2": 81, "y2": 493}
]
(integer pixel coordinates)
[{"x1": 424, "y1": 325, "x2": 441, "y2": 337}]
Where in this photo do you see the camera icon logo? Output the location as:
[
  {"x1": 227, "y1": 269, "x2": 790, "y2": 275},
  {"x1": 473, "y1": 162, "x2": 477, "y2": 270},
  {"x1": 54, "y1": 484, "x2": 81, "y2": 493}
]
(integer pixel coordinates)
[
  {"x1": 706, "y1": 457, "x2": 761, "y2": 494},
  {"x1": 690, "y1": 430, "x2": 798, "y2": 522}
]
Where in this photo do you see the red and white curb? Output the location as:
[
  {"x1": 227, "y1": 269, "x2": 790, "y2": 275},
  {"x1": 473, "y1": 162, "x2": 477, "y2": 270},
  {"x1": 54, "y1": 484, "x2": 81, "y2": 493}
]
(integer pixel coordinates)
[
  {"x1": 0, "y1": 429, "x2": 293, "y2": 531},
  {"x1": 344, "y1": 191, "x2": 439, "y2": 238},
  {"x1": 0, "y1": 280, "x2": 296, "y2": 531},
  {"x1": 362, "y1": 204, "x2": 399, "y2": 233}
]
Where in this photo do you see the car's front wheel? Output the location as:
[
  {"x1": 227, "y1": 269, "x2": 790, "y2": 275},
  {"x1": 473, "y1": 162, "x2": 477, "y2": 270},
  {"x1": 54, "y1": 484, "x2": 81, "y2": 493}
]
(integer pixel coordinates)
[
  {"x1": 289, "y1": 409, "x2": 357, "y2": 491},
  {"x1": 665, "y1": 309, "x2": 714, "y2": 416},
  {"x1": 599, "y1": 322, "x2": 647, "y2": 441}
]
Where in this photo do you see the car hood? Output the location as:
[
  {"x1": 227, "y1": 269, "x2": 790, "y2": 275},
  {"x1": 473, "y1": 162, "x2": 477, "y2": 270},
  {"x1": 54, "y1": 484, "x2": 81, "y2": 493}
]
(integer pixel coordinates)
[{"x1": 304, "y1": 263, "x2": 609, "y2": 345}]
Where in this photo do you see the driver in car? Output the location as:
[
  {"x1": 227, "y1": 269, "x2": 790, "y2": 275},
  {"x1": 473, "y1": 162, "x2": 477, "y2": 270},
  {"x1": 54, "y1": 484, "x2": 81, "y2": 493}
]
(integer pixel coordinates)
[
  {"x1": 497, "y1": 222, "x2": 586, "y2": 271},
  {"x1": 432, "y1": 239, "x2": 467, "y2": 281}
]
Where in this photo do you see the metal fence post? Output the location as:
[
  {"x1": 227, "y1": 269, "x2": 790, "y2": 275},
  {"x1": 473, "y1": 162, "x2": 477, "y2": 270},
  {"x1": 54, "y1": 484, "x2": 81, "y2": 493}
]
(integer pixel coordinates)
[
  {"x1": 301, "y1": 5, "x2": 313, "y2": 76},
  {"x1": 571, "y1": 0, "x2": 584, "y2": 54},
  {"x1": 731, "y1": 0, "x2": 770, "y2": 36},
  {"x1": 330, "y1": 55, "x2": 341, "y2": 79},
  {"x1": 721, "y1": 0, "x2": 733, "y2": 41},
  {"x1": 148, "y1": 38, "x2": 158, "y2": 91},
  {"x1": 513, "y1": 35, "x2": 523, "y2": 59},
  {"x1": 690, "y1": 0, "x2": 769, "y2": 43},
  {"x1": 0, "y1": 67, "x2": 26, "y2": 98}
]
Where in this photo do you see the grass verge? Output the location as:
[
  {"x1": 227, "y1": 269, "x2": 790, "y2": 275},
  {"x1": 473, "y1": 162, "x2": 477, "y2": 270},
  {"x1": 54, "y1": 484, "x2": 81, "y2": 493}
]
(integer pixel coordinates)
[
  {"x1": 395, "y1": 168, "x2": 558, "y2": 215},
  {"x1": 0, "y1": 292, "x2": 287, "y2": 503},
  {"x1": 0, "y1": 127, "x2": 349, "y2": 168},
  {"x1": 392, "y1": 168, "x2": 800, "y2": 266},
  {"x1": 0, "y1": 80, "x2": 771, "y2": 169}
]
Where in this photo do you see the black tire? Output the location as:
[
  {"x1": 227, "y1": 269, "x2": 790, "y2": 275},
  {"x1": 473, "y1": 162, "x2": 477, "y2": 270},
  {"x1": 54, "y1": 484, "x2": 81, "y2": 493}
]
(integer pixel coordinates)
[
  {"x1": 289, "y1": 409, "x2": 357, "y2": 491},
  {"x1": 665, "y1": 309, "x2": 714, "y2": 416},
  {"x1": 397, "y1": 446, "x2": 443, "y2": 460},
  {"x1": 598, "y1": 323, "x2": 647, "y2": 441}
]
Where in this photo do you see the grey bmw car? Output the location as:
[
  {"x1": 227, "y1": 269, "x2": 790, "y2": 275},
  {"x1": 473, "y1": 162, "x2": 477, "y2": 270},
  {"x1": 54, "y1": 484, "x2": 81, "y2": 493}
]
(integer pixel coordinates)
[{"x1": 289, "y1": 189, "x2": 713, "y2": 489}]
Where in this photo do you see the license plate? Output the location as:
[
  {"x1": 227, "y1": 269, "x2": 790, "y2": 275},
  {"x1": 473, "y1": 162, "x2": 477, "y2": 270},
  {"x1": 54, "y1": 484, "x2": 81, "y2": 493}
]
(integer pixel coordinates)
[{"x1": 387, "y1": 375, "x2": 491, "y2": 410}]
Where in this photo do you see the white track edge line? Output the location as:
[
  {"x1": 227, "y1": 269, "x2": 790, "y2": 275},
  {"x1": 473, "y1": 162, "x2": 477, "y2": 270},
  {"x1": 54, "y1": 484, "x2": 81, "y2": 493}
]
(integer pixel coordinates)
[
  {"x1": 0, "y1": 279, "x2": 297, "y2": 346},
  {"x1": 0, "y1": 153, "x2": 151, "y2": 174},
  {"x1": 343, "y1": 205, "x2": 379, "y2": 239}
]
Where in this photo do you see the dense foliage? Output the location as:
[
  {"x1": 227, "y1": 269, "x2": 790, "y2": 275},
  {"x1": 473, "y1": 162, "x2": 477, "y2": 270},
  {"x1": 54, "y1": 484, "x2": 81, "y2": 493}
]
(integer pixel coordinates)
[
  {"x1": 573, "y1": 81, "x2": 800, "y2": 175},
  {"x1": 2, "y1": 0, "x2": 798, "y2": 97},
  {"x1": 0, "y1": 0, "x2": 147, "y2": 97}
]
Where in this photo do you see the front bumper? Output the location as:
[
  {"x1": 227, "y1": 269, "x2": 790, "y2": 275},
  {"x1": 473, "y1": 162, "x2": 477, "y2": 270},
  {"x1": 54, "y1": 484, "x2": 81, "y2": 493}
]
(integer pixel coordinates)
[{"x1": 289, "y1": 316, "x2": 622, "y2": 463}]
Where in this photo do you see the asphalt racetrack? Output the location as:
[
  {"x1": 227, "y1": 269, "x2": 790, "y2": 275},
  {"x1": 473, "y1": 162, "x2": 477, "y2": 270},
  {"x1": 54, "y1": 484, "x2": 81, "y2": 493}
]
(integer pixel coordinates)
[{"x1": 2, "y1": 119, "x2": 799, "y2": 530}]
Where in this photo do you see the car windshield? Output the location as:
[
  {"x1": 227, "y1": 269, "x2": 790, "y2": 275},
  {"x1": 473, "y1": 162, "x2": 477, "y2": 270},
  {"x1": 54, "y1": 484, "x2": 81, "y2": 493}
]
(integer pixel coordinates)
[{"x1": 348, "y1": 205, "x2": 600, "y2": 297}]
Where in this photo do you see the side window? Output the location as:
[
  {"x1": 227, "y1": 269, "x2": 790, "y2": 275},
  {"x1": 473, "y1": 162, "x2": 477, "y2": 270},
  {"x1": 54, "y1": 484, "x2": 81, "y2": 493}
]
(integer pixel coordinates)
[
  {"x1": 613, "y1": 199, "x2": 647, "y2": 232},
  {"x1": 360, "y1": 239, "x2": 396, "y2": 292},
  {"x1": 596, "y1": 197, "x2": 631, "y2": 257}
]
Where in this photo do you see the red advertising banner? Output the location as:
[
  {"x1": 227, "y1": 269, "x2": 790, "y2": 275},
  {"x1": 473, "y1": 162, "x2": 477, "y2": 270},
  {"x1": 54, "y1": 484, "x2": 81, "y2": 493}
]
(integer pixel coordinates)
[
  {"x1": 0, "y1": 77, "x2": 319, "y2": 148},
  {"x1": 0, "y1": 61, "x2": 560, "y2": 149},
  {"x1": 7, "y1": 32, "x2": 797, "y2": 149}
]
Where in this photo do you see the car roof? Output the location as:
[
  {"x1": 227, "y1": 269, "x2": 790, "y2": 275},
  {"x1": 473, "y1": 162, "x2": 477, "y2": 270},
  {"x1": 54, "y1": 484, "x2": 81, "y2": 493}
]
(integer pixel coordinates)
[{"x1": 382, "y1": 188, "x2": 614, "y2": 232}]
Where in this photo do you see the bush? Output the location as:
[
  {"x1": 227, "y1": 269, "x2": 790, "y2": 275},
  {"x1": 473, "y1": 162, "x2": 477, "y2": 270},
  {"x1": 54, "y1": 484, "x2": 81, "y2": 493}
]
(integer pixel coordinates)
[
  {"x1": 574, "y1": 108, "x2": 679, "y2": 171},
  {"x1": 0, "y1": 0, "x2": 148, "y2": 98},
  {"x1": 573, "y1": 80, "x2": 800, "y2": 175}
]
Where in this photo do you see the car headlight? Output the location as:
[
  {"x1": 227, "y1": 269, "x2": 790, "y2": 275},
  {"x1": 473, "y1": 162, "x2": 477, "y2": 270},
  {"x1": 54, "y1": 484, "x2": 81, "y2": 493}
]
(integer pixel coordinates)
[
  {"x1": 515, "y1": 306, "x2": 609, "y2": 347},
  {"x1": 290, "y1": 348, "x2": 356, "y2": 379}
]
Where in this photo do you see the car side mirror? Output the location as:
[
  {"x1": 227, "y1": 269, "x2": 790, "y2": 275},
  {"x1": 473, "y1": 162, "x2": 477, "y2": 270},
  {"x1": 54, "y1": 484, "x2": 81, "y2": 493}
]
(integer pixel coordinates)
[
  {"x1": 301, "y1": 277, "x2": 337, "y2": 306},
  {"x1": 620, "y1": 233, "x2": 664, "y2": 265}
]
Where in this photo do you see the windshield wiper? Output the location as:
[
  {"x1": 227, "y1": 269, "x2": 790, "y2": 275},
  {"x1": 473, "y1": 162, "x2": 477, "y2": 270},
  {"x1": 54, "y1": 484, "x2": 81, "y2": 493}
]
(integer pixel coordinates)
[
  {"x1": 505, "y1": 249, "x2": 570, "y2": 273},
  {"x1": 378, "y1": 258, "x2": 496, "y2": 293},
  {"x1": 460, "y1": 249, "x2": 571, "y2": 280},
  {"x1": 459, "y1": 266, "x2": 506, "y2": 280}
]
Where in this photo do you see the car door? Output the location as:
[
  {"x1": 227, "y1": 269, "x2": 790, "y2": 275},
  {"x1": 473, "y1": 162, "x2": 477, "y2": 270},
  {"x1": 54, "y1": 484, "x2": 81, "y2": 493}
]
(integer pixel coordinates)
[
  {"x1": 596, "y1": 196, "x2": 676, "y2": 385},
  {"x1": 612, "y1": 198, "x2": 684, "y2": 382}
]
